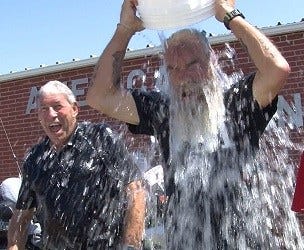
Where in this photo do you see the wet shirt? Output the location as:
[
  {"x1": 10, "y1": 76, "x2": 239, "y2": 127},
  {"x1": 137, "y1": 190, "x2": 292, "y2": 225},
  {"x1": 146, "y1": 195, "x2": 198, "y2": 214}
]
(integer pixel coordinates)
[
  {"x1": 16, "y1": 122, "x2": 140, "y2": 249},
  {"x1": 128, "y1": 73, "x2": 279, "y2": 248},
  {"x1": 127, "y1": 73, "x2": 278, "y2": 194}
]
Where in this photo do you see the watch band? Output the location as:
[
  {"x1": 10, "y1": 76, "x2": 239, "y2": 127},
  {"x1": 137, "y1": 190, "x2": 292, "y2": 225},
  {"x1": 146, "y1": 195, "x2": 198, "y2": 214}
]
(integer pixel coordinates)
[
  {"x1": 121, "y1": 245, "x2": 135, "y2": 250},
  {"x1": 223, "y1": 9, "x2": 245, "y2": 30}
]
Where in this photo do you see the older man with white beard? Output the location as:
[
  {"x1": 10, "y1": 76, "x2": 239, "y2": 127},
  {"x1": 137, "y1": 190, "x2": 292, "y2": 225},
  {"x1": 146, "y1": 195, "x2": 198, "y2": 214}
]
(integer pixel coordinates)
[{"x1": 86, "y1": 0, "x2": 296, "y2": 248}]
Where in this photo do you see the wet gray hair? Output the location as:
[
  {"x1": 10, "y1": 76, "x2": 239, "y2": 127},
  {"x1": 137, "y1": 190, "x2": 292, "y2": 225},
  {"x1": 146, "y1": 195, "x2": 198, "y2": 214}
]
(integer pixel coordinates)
[
  {"x1": 166, "y1": 28, "x2": 211, "y2": 56},
  {"x1": 37, "y1": 80, "x2": 76, "y2": 106}
]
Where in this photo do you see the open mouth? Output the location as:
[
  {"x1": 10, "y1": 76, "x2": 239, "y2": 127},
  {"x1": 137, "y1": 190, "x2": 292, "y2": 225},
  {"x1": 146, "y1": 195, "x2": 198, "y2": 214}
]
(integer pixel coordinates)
[
  {"x1": 181, "y1": 91, "x2": 187, "y2": 98},
  {"x1": 49, "y1": 123, "x2": 62, "y2": 133},
  {"x1": 178, "y1": 81, "x2": 199, "y2": 99},
  {"x1": 181, "y1": 90, "x2": 196, "y2": 100}
]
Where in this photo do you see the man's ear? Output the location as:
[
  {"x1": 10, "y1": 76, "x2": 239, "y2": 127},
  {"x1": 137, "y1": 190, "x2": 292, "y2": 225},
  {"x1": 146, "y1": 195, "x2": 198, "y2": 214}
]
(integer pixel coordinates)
[{"x1": 73, "y1": 103, "x2": 79, "y2": 117}]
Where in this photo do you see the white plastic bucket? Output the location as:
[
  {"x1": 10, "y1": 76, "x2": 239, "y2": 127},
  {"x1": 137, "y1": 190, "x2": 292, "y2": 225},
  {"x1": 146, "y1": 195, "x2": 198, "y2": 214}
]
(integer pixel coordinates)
[{"x1": 137, "y1": 0, "x2": 215, "y2": 30}]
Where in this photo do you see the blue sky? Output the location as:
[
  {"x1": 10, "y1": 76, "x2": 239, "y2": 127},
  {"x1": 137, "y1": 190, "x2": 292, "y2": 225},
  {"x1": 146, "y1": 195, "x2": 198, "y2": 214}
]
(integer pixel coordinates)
[{"x1": 1, "y1": 0, "x2": 303, "y2": 75}]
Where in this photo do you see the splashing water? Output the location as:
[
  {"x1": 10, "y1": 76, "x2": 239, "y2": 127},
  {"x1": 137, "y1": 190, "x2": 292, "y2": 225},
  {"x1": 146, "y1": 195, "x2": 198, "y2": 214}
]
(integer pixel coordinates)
[{"x1": 143, "y1": 31, "x2": 304, "y2": 249}]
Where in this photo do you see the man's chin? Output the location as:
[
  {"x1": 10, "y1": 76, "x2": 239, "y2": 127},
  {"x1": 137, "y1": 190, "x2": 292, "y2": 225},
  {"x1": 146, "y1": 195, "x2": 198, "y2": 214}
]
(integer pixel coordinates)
[
  {"x1": 48, "y1": 131, "x2": 64, "y2": 143},
  {"x1": 176, "y1": 93, "x2": 206, "y2": 105},
  {"x1": 171, "y1": 82, "x2": 206, "y2": 98}
]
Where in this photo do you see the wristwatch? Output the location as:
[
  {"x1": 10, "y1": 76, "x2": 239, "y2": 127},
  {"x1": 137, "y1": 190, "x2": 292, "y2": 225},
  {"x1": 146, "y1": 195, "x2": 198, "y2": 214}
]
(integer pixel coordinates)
[
  {"x1": 223, "y1": 9, "x2": 245, "y2": 30},
  {"x1": 122, "y1": 245, "x2": 135, "y2": 250}
]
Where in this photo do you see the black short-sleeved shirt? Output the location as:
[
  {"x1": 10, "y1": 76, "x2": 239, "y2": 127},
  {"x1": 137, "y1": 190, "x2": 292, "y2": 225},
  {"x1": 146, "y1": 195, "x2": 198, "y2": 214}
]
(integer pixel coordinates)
[
  {"x1": 16, "y1": 122, "x2": 140, "y2": 249},
  {"x1": 128, "y1": 73, "x2": 278, "y2": 193},
  {"x1": 127, "y1": 74, "x2": 278, "y2": 248}
]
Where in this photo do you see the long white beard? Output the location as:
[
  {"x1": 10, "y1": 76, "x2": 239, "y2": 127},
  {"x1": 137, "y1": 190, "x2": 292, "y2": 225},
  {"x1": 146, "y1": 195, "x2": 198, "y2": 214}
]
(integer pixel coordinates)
[
  {"x1": 169, "y1": 76, "x2": 227, "y2": 156},
  {"x1": 169, "y1": 97, "x2": 210, "y2": 152}
]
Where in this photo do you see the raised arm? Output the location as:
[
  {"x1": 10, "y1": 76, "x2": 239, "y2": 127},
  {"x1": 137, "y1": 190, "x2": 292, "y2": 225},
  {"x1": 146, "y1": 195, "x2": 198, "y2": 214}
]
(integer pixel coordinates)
[
  {"x1": 122, "y1": 180, "x2": 146, "y2": 249},
  {"x1": 215, "y1": 0, "x2": 290, "y2": 107},
  {"x1": 7, "y1": 208, "x2": 34, "y2": 250},
  {"x1": 87, "y1": 0, "x2": 144, "y2": 124}
]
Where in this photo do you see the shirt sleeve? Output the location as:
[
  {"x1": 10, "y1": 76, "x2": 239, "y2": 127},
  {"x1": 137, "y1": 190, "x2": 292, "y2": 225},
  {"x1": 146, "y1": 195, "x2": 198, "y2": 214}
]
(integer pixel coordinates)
[
  {"x1": 16, "y1": 150, "x2": 37, "y2": 210},
  {"x1": 95, "y1": 124, "x2": 142, "y2": 185},
  {"x1": 127, "y1": 89, "x2": 169, "y2": 136},
  {"x1": 224, "y1": 73, "x2": 278, "y2": 149}
]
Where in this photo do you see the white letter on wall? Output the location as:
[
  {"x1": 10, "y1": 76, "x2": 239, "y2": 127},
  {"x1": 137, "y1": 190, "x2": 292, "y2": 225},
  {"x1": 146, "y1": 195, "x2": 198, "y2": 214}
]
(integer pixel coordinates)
[
  {"x1": 70, "y1": 78, "x2": 88, "y2": 107},
  {"x1": 277, "y1": 93, "x2": 303, "y2": 128},
  {"x1": 26, "y1": 87, "x2": 38, "y2": 114}
]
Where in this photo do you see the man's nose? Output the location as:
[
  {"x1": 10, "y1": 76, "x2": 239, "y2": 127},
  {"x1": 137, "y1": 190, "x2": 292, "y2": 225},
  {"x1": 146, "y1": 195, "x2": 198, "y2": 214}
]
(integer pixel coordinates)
[{"x1": 47, "y1": 107, "x2": 58, "y2": 117}]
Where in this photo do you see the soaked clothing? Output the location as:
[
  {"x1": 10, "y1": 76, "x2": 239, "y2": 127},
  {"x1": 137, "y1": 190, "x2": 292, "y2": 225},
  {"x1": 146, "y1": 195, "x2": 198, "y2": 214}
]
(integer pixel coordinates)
[
  {"x1": 128, "y1": 73, "x2": 277, "y2": 193},
  {"x1": 127, "y1": 73, "x2": 278, "y2": 249},
  {"x1": 16, "y1": 122, "x2": 140, "y2": 249}
]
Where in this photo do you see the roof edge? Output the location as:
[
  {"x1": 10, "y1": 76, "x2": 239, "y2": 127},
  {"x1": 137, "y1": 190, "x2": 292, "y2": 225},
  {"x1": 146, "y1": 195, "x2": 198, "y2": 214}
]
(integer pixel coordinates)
[{"x1": 1, "y1": 21, "x2": 304, "y2": 83}]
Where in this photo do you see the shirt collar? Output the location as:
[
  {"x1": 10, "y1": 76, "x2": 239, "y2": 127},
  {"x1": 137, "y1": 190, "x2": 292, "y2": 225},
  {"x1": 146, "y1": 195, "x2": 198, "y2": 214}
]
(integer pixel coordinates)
[{"x1": 43, "y1": 123, "x2": 80, "y2": 151}]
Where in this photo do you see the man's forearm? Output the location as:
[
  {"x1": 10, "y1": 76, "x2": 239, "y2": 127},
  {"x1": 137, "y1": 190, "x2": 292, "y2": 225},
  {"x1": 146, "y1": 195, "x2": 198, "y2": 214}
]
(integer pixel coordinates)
[
  {"x1": 7, "y1": 209, "x2": 33, "y2": 249},
  {"x1": 92, "y1": 24, "x2": 135, "y2": 94},
  {"x1": 230, "y1": 16, "x2": 289, "y2": 77},
  {"x1": 228, "y1": 15, "x2": 290, "y2": 107},
  {"x1": 123, "y1": 181, "x2": 146, "y2": 249},
  {"x1": 86, "y1": 24, "x2": 140, "y2": 123}
]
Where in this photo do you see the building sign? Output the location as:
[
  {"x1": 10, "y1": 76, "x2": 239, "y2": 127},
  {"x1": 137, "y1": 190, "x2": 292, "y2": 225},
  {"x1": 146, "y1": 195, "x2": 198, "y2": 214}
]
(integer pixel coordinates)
[
  {"x1": 26, "y1": 71, "x2": 304, "y2": 128},
  {"x1": 277, "y1": 94, "x2": 303, "y2": 128}
]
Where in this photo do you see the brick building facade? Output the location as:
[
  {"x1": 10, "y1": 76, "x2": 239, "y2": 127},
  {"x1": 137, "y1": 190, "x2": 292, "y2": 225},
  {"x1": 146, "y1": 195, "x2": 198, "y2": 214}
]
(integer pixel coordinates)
[{"x1": 1, "y1": 21, "x2": 304, "y2": 226}]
